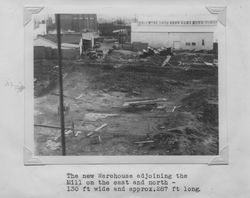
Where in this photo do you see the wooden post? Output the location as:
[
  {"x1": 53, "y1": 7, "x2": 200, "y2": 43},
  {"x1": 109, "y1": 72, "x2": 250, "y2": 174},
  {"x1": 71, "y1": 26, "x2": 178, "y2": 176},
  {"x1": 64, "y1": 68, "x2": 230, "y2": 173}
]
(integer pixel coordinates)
[{"x1": 56, "y1": 14, "x2": 66, "y2": 155}]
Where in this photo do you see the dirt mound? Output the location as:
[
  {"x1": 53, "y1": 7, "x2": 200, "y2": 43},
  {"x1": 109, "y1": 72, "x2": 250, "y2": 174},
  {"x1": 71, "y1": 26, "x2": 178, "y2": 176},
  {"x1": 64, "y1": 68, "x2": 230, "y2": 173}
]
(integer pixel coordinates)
[
  {"x1": 88, "y1": 67, "x2": 178, "y2": 96},
  {"x1": 170, "y1": 53, "x2": 215, "y2": 65},
  {"x1": 180, "y1": 89, "x2": 218, "y2": 125},
  {"x1": 156, "y1": 112, "x2": 195, "y2": 129},
  {"x1": 181, "y1": 90, "x2": 208, "y2": 111},
  {"x1": 202, "y1": 103, "x2": 218, "y2": 125},
  {"x1": 153, "y1": 133, "x2": 179, "y2": 152},
  {"x1": 105, "y1": 49, "x2": 138, "y2": 62},
  {"x1": 151, "y1": 123, "x2": 218, "y2": 155}
]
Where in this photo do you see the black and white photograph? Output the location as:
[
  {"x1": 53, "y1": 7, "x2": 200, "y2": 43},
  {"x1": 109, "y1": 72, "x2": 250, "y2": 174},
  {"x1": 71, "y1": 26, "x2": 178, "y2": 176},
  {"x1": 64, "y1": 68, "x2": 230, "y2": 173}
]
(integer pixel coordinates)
[
  {"x1": 31, "y1": 6, "x2": 222, "y2": 157},
  {"x1": 2, "y1": 0, "x2": 250, "y2": 197}
]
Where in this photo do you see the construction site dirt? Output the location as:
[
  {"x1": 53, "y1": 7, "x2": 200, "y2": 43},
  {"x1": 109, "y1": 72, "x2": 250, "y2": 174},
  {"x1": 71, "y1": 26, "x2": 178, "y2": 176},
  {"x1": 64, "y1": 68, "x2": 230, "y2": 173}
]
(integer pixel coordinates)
[{"x1": 34, "y1": 48, "x2": 218, "y2": 156}]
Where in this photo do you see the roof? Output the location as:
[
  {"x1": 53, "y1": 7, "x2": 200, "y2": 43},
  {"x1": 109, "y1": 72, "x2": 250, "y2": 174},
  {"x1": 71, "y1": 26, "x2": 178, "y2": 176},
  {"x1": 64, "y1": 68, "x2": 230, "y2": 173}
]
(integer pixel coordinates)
[
  {"x1": 132, "y1": 14, "x2": 217, "y2": 33},
  {"x1": 34, "y1": 37, "x2": 58, "y2": 49},
  {"x1": 112, "y1": 29, "x2": 128, "y2": 34},
  {"x1": 34, "y1": 36, "x2": 79, "y2": 49},
  {"x1": 38, "y1": 33, "x2": 82, "y2": 44},
  {"x1": 137, "y1": 14, "x2": 217, "y2": 22},
  {"x1": 82, "y1": 32, "x2": 99, "y2": 40}
]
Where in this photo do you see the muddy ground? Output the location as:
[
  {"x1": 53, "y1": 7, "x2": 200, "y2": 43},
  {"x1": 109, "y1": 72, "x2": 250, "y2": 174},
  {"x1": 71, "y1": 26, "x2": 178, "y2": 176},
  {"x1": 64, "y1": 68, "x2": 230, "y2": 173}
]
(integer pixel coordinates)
[{"x1": 34, "y1": 49, "x2": 218, "y2": 156}]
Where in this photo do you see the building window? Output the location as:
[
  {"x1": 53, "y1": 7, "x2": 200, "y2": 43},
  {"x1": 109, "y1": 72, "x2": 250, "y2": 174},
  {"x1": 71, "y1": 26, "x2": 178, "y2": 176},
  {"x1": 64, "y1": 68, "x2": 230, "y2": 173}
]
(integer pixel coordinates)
[
  {"x1": 202, "y1": 39, "x2": 205, "y2": 46},
  {"x1": 192, "y1": 42, "x2": 196, "y2": 46},
  {"x1": 186, "y1": 42, "x2": 191, "y2": 46}
]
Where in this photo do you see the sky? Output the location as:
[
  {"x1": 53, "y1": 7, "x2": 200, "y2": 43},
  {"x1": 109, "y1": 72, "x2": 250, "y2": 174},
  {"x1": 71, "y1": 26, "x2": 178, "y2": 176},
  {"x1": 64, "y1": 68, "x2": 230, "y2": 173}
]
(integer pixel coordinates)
[{"x1": 33, "y1": 5, "x2": 214, "y2": 23}]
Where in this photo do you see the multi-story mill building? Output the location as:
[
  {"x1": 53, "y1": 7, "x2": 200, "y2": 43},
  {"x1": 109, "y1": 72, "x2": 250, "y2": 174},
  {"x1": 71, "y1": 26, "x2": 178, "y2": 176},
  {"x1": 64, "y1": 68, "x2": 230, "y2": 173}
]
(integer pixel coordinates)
[{"x1": 60, "y1": 14, "x2": 98, "y2": 32}]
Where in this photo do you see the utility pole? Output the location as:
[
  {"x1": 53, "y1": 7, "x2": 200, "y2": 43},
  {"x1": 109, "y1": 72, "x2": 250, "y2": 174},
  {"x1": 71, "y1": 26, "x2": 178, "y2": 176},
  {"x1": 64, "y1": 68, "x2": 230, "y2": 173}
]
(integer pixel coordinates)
[{"x1": 56, "y1": 14, "x2": 66, "y2": 155}]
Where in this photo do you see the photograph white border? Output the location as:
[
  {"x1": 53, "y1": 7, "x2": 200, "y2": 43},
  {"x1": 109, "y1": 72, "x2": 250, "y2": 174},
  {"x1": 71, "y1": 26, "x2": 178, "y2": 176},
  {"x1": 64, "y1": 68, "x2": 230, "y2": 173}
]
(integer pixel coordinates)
[{"x1": 24, "y1": 4, "x2": 228, "y2": 165}]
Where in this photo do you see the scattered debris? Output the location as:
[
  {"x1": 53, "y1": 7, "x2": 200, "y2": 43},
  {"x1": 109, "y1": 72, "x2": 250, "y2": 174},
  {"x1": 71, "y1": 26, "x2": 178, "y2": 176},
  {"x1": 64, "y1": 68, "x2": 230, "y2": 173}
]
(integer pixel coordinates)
[
  {"x1": 86, "y1": 49, "x2": 104, "y2": 59},
  {"x1": 139, "y1": 47, "x2": 173, "y2": 58},
  {"x1": 53, "y1": 135, "x2": 60, "y2": 141},
  {"x1": 65, "y1": 130, "x2": 73, "y2": 135},
  {"x1": 87, "y1": 123, "x2": 108, "y2": 144},
  {"x1": 46, "y1": 140, "x2": 60, "y2": 150},
  {"x1": 74, "y1": 131, "x2": 82, "y2": 137},
  {"x1": 156, "y1": 104, "x2": 167, "y2": 110},
  {"x1": 131, "y1": 90, "x2": 141, "y2": 96},
  {"x1": 34, "y1": 124, "x2": 89, "y2": 134},
  {"x1": 134, "y1": 140, "x2": 154, "y2": 144},
  {"x1": 98, "y1": 135, "x2": 102, "y2": 143},
  {"x1": 159, "y1": 47, "x2": 173, "y2": 56},
  {"x1": 95, "y1": 123, "x2": 108, "y2": 131},
  {"x1": 75, "y1": 93, "x2": 84, "y2": 100},
  {"x1": 132, "y1": 42, "x2": 148, "y2": 51},
  {"x1": 107, "y1": 49, "x2": 113, "y2": 54},
  {"x1": 204, "y1": 61, "x2": 214, "y2": 66},
  {"x1": 106, "y1": 49, "x2": 137, "y2": 62},
  {"x1": 84, "y1": 113, "x2": 118, "y2": 121},
  {"x1": 87, "y1": 123, "x2": 108, "y2": 137},
  {"x1": 123, "y1": 98, "x2": 167, "y2": 107},
  {"x1": 172, "y1": 105, "x2": 181, "y2": 112},
  {"x1": 87, "y1": 50, "x2": 98, "y2": 59},
  {"x1": 35, "y1": 47, "x2": 218, "y2": 155},
  {"x1": 158, "y1": 125, "x2": 166, "y2": 130},
  {"x1": 213, "y1": 59, "x2": 218, "y2": 66},
  {"x1": 165, "y1": 79, "x2": 186, "y2": 86},
  {"x1": 81, "y1": 124, "x2": 96, "y2": 131},
  {"x1": 90, "y1": 135, "x2": 102, "y2": 144},
  {"x1": 166, "y1": 126, "x2": 186, "y2": 132},
  {"x1": 161, "y1": 55, "x2": 172, "y2": 67},
  {"x1": 169, "y1": 52, "x2": 216, "y2": 67},
  {"x1": 114, "y1": 64, "x2": 123, "y2": 68}
]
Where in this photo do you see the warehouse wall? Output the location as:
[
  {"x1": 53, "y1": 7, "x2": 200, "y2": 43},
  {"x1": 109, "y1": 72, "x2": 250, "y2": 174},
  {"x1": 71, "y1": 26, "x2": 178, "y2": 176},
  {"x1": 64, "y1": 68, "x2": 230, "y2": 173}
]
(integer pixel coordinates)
[{"x1": 131, "y1": 32, "x2": 213, "y2": 50}]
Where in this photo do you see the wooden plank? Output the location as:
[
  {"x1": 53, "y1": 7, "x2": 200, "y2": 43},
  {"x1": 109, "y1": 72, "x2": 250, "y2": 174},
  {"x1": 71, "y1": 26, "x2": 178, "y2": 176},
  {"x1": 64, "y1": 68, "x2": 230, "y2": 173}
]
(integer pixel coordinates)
[
  {"x1": 134, "y1": 140, "x2": 154, "y2": 144},
  {"x1": 123, "y1": 98, "x2": 167, "y2": 107},
  {"x1": 34, "y1": 124, "x2": 92, "y2": 133}
]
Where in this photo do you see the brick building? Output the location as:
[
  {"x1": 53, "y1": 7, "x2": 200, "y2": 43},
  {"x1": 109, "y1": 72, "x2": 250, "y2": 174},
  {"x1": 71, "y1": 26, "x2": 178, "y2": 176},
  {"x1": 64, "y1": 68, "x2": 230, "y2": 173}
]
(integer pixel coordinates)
[{"x1": 60, "y1": 14, "x2": 98, "y2": 32}]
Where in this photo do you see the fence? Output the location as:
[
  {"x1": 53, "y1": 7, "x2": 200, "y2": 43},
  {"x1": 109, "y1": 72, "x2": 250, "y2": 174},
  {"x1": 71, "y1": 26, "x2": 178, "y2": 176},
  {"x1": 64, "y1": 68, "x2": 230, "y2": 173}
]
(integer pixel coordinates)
[{"x1": 34, "y1": 46, "x2": 79, "y2": 59}]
